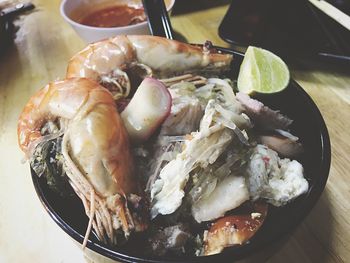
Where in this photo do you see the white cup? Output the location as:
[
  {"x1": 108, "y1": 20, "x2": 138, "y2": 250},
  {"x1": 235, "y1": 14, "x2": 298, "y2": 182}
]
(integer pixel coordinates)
[{"x1": 60, "y1": 0, "x2": 175, "y2": 43}]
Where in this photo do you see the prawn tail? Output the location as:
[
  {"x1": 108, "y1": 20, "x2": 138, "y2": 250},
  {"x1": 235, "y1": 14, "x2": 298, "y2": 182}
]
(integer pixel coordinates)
[{"x1": 107, "y1": 193, "x2": 149, "y2": 241}]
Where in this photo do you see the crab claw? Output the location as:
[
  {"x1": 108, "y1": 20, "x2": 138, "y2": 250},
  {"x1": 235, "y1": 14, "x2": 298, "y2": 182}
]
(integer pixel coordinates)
[{"x1": 203, "y1": 201, "x2": 268, "y2": 255}]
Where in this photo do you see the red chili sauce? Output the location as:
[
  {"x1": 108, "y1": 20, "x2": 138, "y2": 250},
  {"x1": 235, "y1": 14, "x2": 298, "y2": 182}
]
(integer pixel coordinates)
[{"x1": 79, "y1": 5, "x2": 146, "y2": 28}]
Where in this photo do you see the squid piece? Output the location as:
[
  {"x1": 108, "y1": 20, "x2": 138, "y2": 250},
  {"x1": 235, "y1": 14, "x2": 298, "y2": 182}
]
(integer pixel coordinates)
[
  {"x1": 236, "y1": 92, "x2": 292, "y2": 130},
  {"x1": 191, "y1": 175, "x2": 249, "y2": 223},
  {"x1": 121, "y1": 77, "x2": 172, "y2": 143},
  {"x1": 258, "y1": 133, "x2": 303, "y2": 158}
]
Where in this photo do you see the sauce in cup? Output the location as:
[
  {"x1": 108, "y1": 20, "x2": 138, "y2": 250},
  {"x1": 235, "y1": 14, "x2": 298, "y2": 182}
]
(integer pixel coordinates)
[{"x1": 79, "y1": 5, "x2": 146, "y2": 28}]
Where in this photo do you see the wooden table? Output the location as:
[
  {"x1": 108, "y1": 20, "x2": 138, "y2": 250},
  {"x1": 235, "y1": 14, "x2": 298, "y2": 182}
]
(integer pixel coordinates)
[{"x1": 0, "y1": 0, "x2": 349, "y2": 262}]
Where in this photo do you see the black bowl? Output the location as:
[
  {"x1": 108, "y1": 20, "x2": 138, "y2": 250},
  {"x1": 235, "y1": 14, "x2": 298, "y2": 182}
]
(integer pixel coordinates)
[{"x1": 31, "y1": 51, "x2": 331, "y2": 263}]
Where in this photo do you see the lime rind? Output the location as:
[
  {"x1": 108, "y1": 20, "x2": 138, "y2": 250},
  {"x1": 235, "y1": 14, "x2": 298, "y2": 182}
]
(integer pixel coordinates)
[{"x1": 237, "y1": 46, "x2": 290, "y2": 94}]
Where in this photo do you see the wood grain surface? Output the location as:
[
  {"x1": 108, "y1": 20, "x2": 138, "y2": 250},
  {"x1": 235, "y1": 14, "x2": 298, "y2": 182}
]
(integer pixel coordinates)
[{"x1": 0, "y1": 0, "x2": 349, "y2": 262}]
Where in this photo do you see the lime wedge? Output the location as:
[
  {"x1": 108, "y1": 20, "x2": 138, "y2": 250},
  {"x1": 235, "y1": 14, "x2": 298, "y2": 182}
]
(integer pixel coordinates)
[{"x1": 237, "y1": 46, "x2": 290, "y2": 94}]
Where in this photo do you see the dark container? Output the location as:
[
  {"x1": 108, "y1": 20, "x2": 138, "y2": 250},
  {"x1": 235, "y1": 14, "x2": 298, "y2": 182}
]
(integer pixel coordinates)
[{"x1": 31, "y1": 49, "x2": 331, "y2": 263}]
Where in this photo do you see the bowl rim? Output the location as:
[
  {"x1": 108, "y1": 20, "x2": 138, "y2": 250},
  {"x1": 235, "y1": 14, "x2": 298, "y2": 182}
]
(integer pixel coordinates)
[
  {"x1": 30, "y1": 49, "x2": 331, "y2": 263},
  {"x1": 59, "y1": 0, "x2": 175, "y2": 31}
]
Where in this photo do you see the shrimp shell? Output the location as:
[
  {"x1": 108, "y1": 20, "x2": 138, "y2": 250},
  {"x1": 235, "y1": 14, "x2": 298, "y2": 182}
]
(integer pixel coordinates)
[
  {"x1": 66, "y1": 35, "x2": 233, "y2": 99},
  {"x1": 18, "y1": 78, "x2": 147, "y2": 246}
]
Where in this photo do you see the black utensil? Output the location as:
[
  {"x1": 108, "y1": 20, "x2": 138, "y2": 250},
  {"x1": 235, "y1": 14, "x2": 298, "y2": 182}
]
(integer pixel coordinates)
[
  {"x1": 142, "y1": 0, "x2": 174, "y2": 39},
  {"x1": 0, "y1": 2, "x2": 35, "y2": 53},
  {"x1": 0, "y1": 2, "x2": 34, "y2": 17}
]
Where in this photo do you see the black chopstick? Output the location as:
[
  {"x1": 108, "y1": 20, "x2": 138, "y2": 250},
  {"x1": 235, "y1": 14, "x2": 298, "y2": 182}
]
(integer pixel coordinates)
[{"x1": 142, "y1": 0, "x2": 174, "y2": 39}]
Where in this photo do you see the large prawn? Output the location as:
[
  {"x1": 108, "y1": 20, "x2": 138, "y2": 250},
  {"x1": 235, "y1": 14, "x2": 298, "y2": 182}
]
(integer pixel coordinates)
[
  {"x1": 66, "y1": 35, "x2": 233, "y2": 100},
  {"x1": 17, "y1": 78, "x2": 147, "y2": 247}
]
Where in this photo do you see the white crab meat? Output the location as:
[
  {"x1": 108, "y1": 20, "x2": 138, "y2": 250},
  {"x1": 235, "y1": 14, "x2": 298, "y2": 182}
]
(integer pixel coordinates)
[
  {"x1": 247, "y1": 144, "x2": 309, "y2": 206},
  {"x1": 151, "y1": 98, "x2": 251, "y2": 218},
  {"x1": 150, "y1": 128, "x2": 234, "y2": 218}
]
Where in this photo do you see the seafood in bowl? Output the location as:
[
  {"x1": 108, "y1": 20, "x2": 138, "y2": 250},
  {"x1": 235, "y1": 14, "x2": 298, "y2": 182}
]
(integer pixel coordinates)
[{"x1": 18, "y1": 36, "x2": 319, "y2": 260}]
